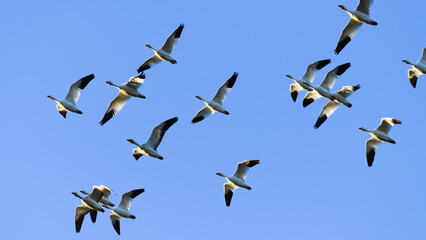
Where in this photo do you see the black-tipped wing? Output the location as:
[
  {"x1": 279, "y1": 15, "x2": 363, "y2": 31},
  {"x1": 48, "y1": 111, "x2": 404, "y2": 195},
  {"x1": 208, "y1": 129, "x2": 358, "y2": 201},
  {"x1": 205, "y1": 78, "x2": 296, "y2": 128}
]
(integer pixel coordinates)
[
  {"x1": 110, "y1": 215, "x2": 122, "y2": 235},
  {"x1": 125, "y1": 73, "x2": 145, "y2": 90},
  {"x1": 356, "y1": 0, "x2": 373, "y2": 15},
  {"x1": 132, "y1": 148, "x2": 144, "y2": 160},
  {"x1": 192, "y1": 107, "x2": 213, "y2": 124},
  {"x1": 314, "y1": 101, "x2": 340, "y2": 129},
  {"x1": 147, "y1": 117, "x2": 178, "y2": 150},
  {"x1": 366, "y1": 138, "x2": 381, "y2": 167},
  {"x1": 234, "y1": 160, "x2": 260, "y2": 180},
  {"x1": 303, "y1": 91, "x2": 322, "y2": 107},
  {"x1": 99, "y1": 93, "x2": 130, "y2": 126},
  {"x1": 334, "y1": 19, "x2": 362, "y2": 55},
  {"x1": 65, "y1": 74, "x2": 95, "y2": 104},
  {"x1": 161, "y1": 23, "x2": 184, "y2": 53},
  {"x1": 137, "y1": 55, "x2": 162, "y2": 73},
  {"x1": 75, "y1": 205, "x2": 91, "y2": 233},
  {"x1": 89, "y1": 210, "x2": 97, "y2": 223},
  {"x1": 302, "y1": 59, "x2": 331, "y2": 83},
  {"x1": 212, "y1": 72, "x2": 238, "y2": 104},
  {"x1": 376, "y1": 118, "x2": 398, "y2": 135},
  {"x1": 319, "y1": 63, "x2": 351, "y2": 90},
  {"x1": 118, "y1": 189, "x2": 145, "y2": 211},
  {"x1": 224, "y1": 182, "x2": 237, "y2": 207},
  {"x1": 408, "y1": 69, "x2": 421, "y2": 88},
  {"x1": 290, "y1": 83, "x2": 303, "y2": 102},
  {"x1": 88, "y1": 187, "x2": 104, "y2": 202}
]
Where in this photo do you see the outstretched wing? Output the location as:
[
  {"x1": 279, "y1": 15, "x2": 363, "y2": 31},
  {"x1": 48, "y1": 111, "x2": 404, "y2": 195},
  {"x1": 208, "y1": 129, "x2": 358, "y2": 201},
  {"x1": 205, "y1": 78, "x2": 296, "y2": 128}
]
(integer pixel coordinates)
[
  {"x1": 137, "y1": 55, "x2": 162, "y2": 73},
  {"x1": 75, "y1": 205, "x2": 91, "y2": 233},
  {"x1": 65, "y1": 74, "x2": 95, "y2": 104},
  {"x1": 366, "y1": 137, "x2": 381, "y2": 167},
  {"x1": 233, "y1": 160, "x2": 260, "y2": 180},
  {"x1": 314, "y1": 101, "x2": 340, "y2": 129},
  {"x1": 147, "y1": 117, "x2": 178, "y2": 150},
  {"x1": 192, "y1": 107, "x2": 213, "y2": 124},
  {"x1": 110, "y1": 214, "x2": 122, "y2": 235},
  {"x1": 302, "y1": 91, "x2": 322, "y2": 107},
  {"x1": 118, "y1": 189, "x2": 145, "y2": 211},
  {"x1": 99, "y1": 93, "x2": 130, "y2": 126},
  {"x1": 212, "y1": 72, "x2": 238, "y2": 105},
  {"x1": 224, "y1": 182, "x2": 238, "y2": 207},
  {"x1": 161, "y1": 24, "x2": 184, "y2": 53},
  {"x1": 334, "y1": 19, "x2": 362, "y2": 55},
  {"x1": 356, "y1": 0, "x2": 374, "y2": 15},
  {"x1": 319, "y1": 63, "x2": 351, "y2": 90},
  {"x1": 302, "y1": 59, "x2": 331, "y2": 83},
  {"x1": 125, "y1": 73, "x2": 145, "y2": 90}
]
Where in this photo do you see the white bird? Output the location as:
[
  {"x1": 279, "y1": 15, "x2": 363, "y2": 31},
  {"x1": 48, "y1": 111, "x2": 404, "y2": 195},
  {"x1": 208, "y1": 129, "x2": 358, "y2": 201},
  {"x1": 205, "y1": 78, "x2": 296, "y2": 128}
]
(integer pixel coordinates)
[
  {"x1": 402, "y1": 47, "x2": 426, "y2": 88},
  {"x1": 103, "y1": 189, "x2": 145, "y2": 235},
  {"x1": 137, "y1": 24, "x2": 184, "y2": 73},
  {"x1": 359, "y1": 118, "x2": 401, "y2": 167},
  {"x1": 216, "y1": 160, "x2": 260, "y2": 207},
  {"x1": 286, "y1": 59, "x2": 331, "y2": 102},
  {"x1": 302, "y1": 63, "x2": 351, "y2": 107},
  {"x1": 192, "y1": 72, "x2": 238, "y2": 123},
  {"x1": 47, "y1": 74, "x2": 94, "y2": 118},
  {"x1": 314, "y1": 85, "x2": 361, "y2": 129},
  {"x1": 334, "y1": 0, "x2": 377, "y2": 54},
  {"x1": 99, "y1": 73, "x2": 146, "y2": 126},
  {"x1": 72, "y1": 186, "x2": 105, "y2": 233},
  {"x1": 127, "y1": 117, "x2": 178, "y2": 160}
]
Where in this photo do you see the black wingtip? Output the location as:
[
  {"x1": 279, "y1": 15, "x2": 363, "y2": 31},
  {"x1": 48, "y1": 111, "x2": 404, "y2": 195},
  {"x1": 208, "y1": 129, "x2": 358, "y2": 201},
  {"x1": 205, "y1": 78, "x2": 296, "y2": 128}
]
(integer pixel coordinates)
[
  {"x1": 137, "y1": 65, "x2": 151, "y2": 73},
  {"x1": 78, "y1": 74, "x2": 95, "y2": 89},
  {"x1": 245, "y1": 160, "x2": 260, "y2": 167},
  {"x1": 335, "y1": 62, "x2": 351, "y2": 75},
  {"x1": 334, "y1": 36, "x2": 351, "y2": 55},
  {"x1": 174, "y1": 23, "x2": 185, "y2": 38},
  {"x1": 367, "y1": 149, "x2": 375, "y2": 167},
  {"x1": 409, "y1": 76, "x2": 418, "y2": 88},
  {"x1": 291, "y1": 91, "x2": 298, "y2": 102},
  {"x1": 130, "y1": 189, "x2": 145, "y2": 198},
  {"x1": 225, "y1": 190, "x2": 233, "y2": 207},
  {"x1": 89, "y1": 210, "x2": 97, "y2": 223},
  {"x1": 352, "y1": 84, "x2": 361, "y2": 91},
  {"x1": 303, "y1": 98, "x2": 314, "y2": 107},
  {"x1": 59, "y1": 110, "x2": 67, "y2": 118},
  {"x1": 113, "y1": 220, "x2": 120, "y2": 235},
  {"x1": 316, "y1": 59, "x2": 331, "y2": 70},
  {"x1": 226, "y1": 72, "x2": 238, "y2": 88},
  {"x1": 99, "y1": 110, "x2": 115, "y2": 126},
  {"x1": 192, "y1": 116, "x2": 204, "y2": 124},
  {"x1": 314, "y1": 115, "x2": 328, "y2": 129}
]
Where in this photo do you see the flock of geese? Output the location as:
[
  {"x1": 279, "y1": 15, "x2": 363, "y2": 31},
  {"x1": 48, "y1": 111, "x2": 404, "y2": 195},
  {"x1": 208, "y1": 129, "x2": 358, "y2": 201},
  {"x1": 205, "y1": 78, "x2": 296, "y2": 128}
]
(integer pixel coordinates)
[{"x1": 45, "y1": 0, "x2": 426, "y2": 235}]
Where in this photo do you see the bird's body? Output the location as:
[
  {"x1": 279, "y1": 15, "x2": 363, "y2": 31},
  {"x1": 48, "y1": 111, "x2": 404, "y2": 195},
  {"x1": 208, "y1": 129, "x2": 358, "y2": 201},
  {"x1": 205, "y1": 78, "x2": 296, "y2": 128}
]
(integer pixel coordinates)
[
  {"x1": 137, "y1": 24, "x2": 184, "y2": 72},
  {"x1": 402, "y1": 48, "x2": 426, "y2": 88},
  {"x1": 216, "y1": 160, "x2": 260, "y2": 207},
  {"x1": 192, "y1": 72, "x2": 238, "y2": 123},
  {"x1": 127, "y1": 117, "x2": 178, "y2": 160},
  {"x1": 359, "y1": 118, "x2": 401, "y2": 167},
  {"x1": 99, "y1": 73, "x2": 146, "y2": 125},
  {"x1": 286, "y1": 59, "x2": 331, "y2": 102},
  {"x1": 103, "y1": 189, "x2": 145, "y2": 235},
  {"x1": 47, "y1": 74, "x2": 94, "y2": 118},
  {"x1": 303, "y1": 63, "x2": 351, "y2": 107},
  {"x1": 334, "y1": 0, "x2": 377, "y2": 54}
]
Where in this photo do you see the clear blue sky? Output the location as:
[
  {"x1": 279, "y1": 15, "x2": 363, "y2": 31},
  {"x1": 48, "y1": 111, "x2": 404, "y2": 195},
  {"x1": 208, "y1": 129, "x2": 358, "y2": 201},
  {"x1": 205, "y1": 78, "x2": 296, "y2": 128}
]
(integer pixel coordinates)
[{"x1": 1, "y1": 0, "x2": 426, "y2": 239}]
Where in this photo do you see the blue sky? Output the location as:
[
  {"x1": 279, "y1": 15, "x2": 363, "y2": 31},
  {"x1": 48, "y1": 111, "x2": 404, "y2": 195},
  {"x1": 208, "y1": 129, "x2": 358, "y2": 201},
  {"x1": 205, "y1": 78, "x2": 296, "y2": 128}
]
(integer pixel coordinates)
[{"x1": 1, "y1": 0, "x2": 426, "y2": 239}]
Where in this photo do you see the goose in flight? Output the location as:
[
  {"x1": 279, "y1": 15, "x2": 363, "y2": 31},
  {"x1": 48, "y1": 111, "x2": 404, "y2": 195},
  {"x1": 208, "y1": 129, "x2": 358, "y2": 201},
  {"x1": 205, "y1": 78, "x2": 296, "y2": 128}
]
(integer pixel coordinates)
[
  {"x1": 286, "y1": 59, "x2": 331, "y2": 102},
  {"x1": 103, "y1": 189, "x2": 145, "y2": 235},
  {"x1": 127, "y1": 117, "x2": 178, "y2": 160},
  {"x1": 334, "y1": 0, "x2": 377, "y2": 54},
  {"x1": 47, "y1": 74, "x2": 94, "y2": 118},
  {"x1": 137, "y1": 24, "x2": 184, "y2": 73},
  {"x1": 359, "y1": 118, "x2": 401, "y2": 167},
  {"x1": 99, "y1": 73, "x2": 146, "y2": 126},
  {"x1": 302, "y1": 63, "x2": 351, "y2": 107},
  {"x1": 192, "y1": 72, "x2": 238, "y2": 123},
  {"x1": 402, "y1": 47, "x2": 426, "y2": 88},
  {"x1": 314, "y1": 85, "x2": 360, "y2": 129},
  {"x1": 216, "y1": 160, "x2": 260, "y2": 207},
  {"x1": 72, "y1": 186, "x2": 105, "y2": 233}
]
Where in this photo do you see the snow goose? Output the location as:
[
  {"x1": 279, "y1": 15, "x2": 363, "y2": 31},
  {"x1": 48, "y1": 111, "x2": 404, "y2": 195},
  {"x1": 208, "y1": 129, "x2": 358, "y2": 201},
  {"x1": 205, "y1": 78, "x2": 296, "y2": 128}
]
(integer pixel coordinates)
[
  {"x1": 47, "y1": 74, "x2": 94, "y2": 118},
  {"x1": 302, "y1": 63, "x2": 351, "y2": 107},
  {"x1": 137, "y1": 24, "x2": 184, "y2": 73},
  {"x1": 314, "y1": 85, "x2": 360, "y2": 129},
  {"x1": 127, "y1": 117, "x2": 178, "y2": 160},
  {"x1": 192, "y1": 72, "x2": 238, "y2": 123},
  {"x1": 402, "y1": 47, "x2": 426, "y2": 88},
  {"x1": 286, "y1": 59, "x2": 331, "y2": 101},
  {"x1": 72, "y1": 186, "x2": 105, "y2": 233},
  {"x1": 216, "y1": 160, "x2": 260, "y2": 207},
  {"x1": 334, "y1": 0, "x2": 377, "y2": 54},
  {"x1": 99, "y1": 73, "x2": 146, "y2": 126},
  {"x1": 103, "y1": 189, "x2": 145, "y2": 235},
  {"x1": 359, "y1": 118, "x2": 401, "y2": 167}
]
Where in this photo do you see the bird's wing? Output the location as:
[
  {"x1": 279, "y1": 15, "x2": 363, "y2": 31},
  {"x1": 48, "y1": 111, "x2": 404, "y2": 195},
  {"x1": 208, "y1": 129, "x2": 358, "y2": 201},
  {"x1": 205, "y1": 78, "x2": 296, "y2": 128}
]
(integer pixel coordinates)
[
  {"x1": 356, "y1": 0, "x2": 374, "y2": 15},
  {"x1": 160, "y1": 23, "x2": 184, "y2": 53},
  {"x1": 290, "y1": 83, "x2": 303, "y2": 102},
  {"x1": 408, "y1": 68, "x2": 422, "y2": 88},
  {"x1": 212, "y1": 72, "x2": 238, "y2": 104},
  {"x1": 137, "y1": 55, "x2": 163, "y2": 73},
  {"x1": 192, "y1": 107, "x2": 213, "y2": 124},
  {"x1": 99, "y1": 93, "x2": 130, "y2": 126},
  {"x1": 88, "y1": 186, "x2": 104, "y2": 202},
  {"x1": 224, "y1": 182, "x2": 238, "y2": 207},
  {"x1": 335, "y1": 84, "x2": 361, "y2": 98},
  {"x1": 110, "y1": 214, "x2": 122, "y2": 235},
  {"x1": 302, "y1": 91, "x2": 322, "y2": 107},
  {"x1": 419, "y1": 47, "x2": 426, "y2": 65},
  {"x1": 65, "y1": 74, "x2": 95, "y2": 104},
  {"x1": 147, "y1": 117, "x2": 178, "y2": 150},
  {"x1": 366, "y1": 137, "x2": 382, "y2": 167},
  {"x1": 75, "y1": 205, "x2": 91, "y2": 233},
  {"x1": 125, "y1": 73, "x2": 145, "y2": 90},
  {"x1": 118, "y1": 189, "x2": 145, "y2": 211},
  {"x1": 89, "y1": 210, "x2": 97, "y2": 223},
  {"x1": 319, "y1": 63, "x2": 351, "y2": 90},
  {"x1": 334, "y1": 19, "x2": 363, "y2": 55},
  {"x1": 314, "y1": 100, "x2": 340, "y2": 129},
  {"x1": 100, "y1": 185, "x2": 113, "y2": 198},
  {"x1": 233, "y1": 160, "x2": 260, "y2": 180},
  {"x1": 375, "y1": 118, "x2": 395, "y2": 134},
  {"x1": 132, "y1": 148, "x2": 144, "y2": 160},
  {"x1": 302, "y1": 59, "x2": 331, "y2": 83}
]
